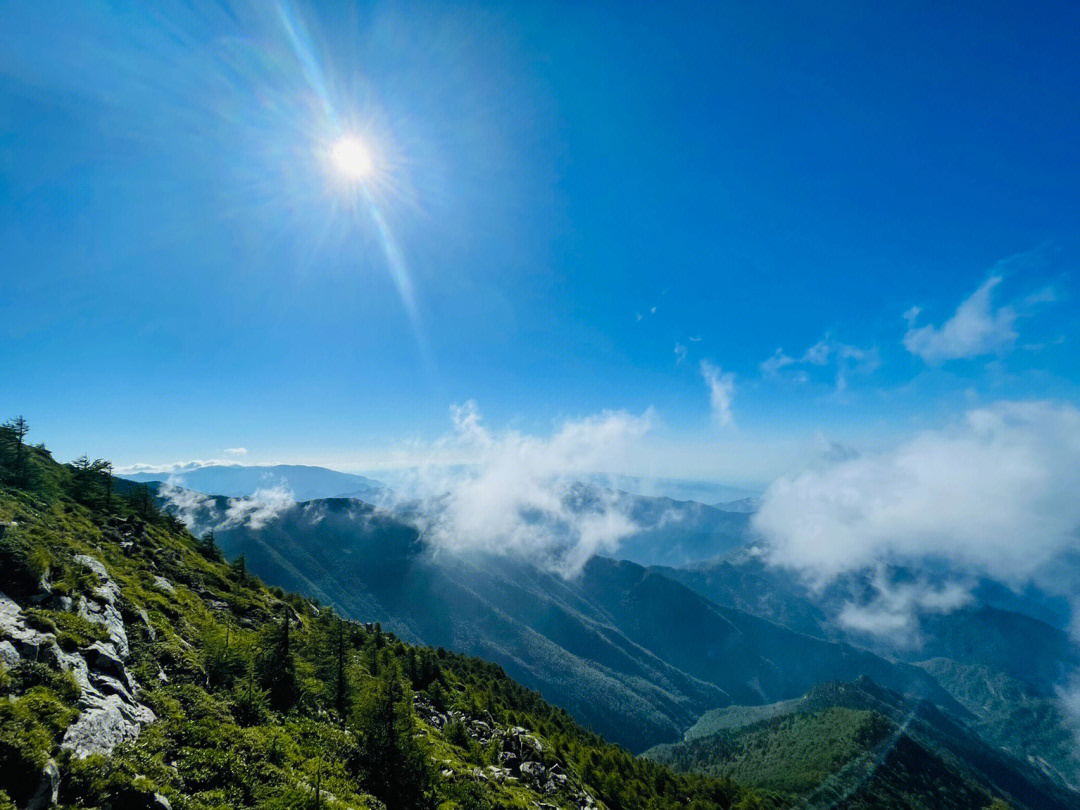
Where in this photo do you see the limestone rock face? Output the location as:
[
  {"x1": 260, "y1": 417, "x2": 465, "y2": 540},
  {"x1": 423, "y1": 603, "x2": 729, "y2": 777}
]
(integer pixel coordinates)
[
  {"x1": 0, "y1": 554, "x2": 156, "y2": 762},
  {"x1": 74, "y1": 554, "x2": 129, "y2": 658}
]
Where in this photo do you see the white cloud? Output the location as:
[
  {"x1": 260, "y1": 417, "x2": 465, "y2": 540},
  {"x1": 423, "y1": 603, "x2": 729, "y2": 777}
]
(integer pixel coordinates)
[
  {"x1": 116, "y1": 459, "x2": 245, "y2": 474},
  {"x1": 761, "y1": 336, "x2": 879, "y2": 391},
  {"x1": 397, "y1": 401, "x2": 655, "y2": 576},
  {"x1": 701, "y1": 360, "x2": 735, "y2": 426},
  {"x1": 158, "y1": 478, "x2": 295, "y2": 533},
  {"x1": 903, "y1": 275, "x2": 1018, "y2": 362},
  {"x1": 224, "y1": 447, "x2": 248, "y2": 456},
  {"x1": 836, "y1": 567, "x2": 973, "y2": 645},
  {"x1": 674, "y1": 343, "x2": 688, "y2": 364},
  {"x1": 754, "y1": 400, "x2": 1080, "y2": 588},
  {"x1": 221, "y1": 486, "x2": 295, "y2": 530},
  {"x1": 159, "y1": 479, "x2": 219, "y2": 531}
]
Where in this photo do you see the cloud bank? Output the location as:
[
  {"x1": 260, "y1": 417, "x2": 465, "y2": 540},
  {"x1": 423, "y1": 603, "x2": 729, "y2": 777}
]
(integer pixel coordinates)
[
  {"x1": 159, "y1": 480, "x2": 295, "y2": 533},
  {"x1": 401, "y1": 401, "x2": 655, "y2": 576},
  {"x1": 755, "y1": 400, "x2": 1080, "y2": 589}
]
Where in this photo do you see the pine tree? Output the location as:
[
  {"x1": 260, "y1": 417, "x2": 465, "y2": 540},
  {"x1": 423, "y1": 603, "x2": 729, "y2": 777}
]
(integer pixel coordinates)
[
  {"x1": 335, "y1": 618, "x2": 349, "y2": 721},
  {"x1": 352, "y1": 666, "x2": 431, "y2": 810},
  {"x1": 260, "y1": 604, "x2": 297, "y2": 712},
  {"x1": 96, "y1": 459, "x2": 113, "y2": 513},
  {"x1": 2, "y1": 416, "x2": 29, "y2": 486}
]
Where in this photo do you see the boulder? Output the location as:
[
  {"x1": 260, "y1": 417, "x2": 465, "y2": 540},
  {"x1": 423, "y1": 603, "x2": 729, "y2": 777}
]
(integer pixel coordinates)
[
  {"x1": 519, "y1": 761, "x2": 545, "y2": 785},
  {"x1": 0, "y1": 639, "x2": 20, "y2": 668}
]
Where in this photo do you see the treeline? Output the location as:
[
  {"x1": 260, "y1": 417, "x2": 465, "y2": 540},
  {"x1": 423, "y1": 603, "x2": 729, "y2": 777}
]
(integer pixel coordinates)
[{"x1": 0, "y1": 416, "x2": 169, "y2": 524}]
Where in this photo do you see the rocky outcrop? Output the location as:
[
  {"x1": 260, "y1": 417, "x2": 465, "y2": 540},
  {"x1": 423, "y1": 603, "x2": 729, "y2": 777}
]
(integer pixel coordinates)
[
  {"x1": 0, "y1": 554, "x2": 156, "y2": 764},
  {"x1": 414, "y1": 697, "x2": 598, "y2": 809},
  {"x1": 62, "y1": 555, "x2": 154, "y2": 758},
  {"x1": 74, "y1": 554, "x2": 129, "y2": 659}
]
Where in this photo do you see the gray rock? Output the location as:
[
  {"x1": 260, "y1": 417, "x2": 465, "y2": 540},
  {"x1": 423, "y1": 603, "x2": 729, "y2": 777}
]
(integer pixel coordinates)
[
  {"x1": 152, "y1": 576, "x2": 176, "y2": 595},
  {"x1": 137, "y1": 607, "x2": 157, "y2": 641},
  {"x1": 152, "y1": 792, "x2": 172, "y2": 810},
  {"x1": 1, "y1": 592, "x2": 55, "y2": 657},
  {"x1": 83, "y1": 641, "x2": 126, "y2": 680},
  {"x1": 0, "y1": 563, "x2": 161, "y2": 761},
  {"x1": 520, "y1": 761, "x2": 545, "y2": 784},
  {"x1": 25, "y1": 759, "x2": 60, "y2": 810},
  {"x1": 0, "y1": 639, "x2": 20, "y2": 669},
  {"x1": 73, "y1": 556, "x2": 129, "y2": 658},
  {"x1": 61, "y1": 691, "x2": 156, "y2": 759}
]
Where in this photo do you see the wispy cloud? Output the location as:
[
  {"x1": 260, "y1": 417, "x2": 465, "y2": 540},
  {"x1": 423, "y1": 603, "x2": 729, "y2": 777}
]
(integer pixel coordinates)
[
  {"x1": 903, "y1": 251, "x2": 1058, "y2": 364},
  {"x1": 158, "y1": 479, "x2": 295, "y2": 533},
  {"x1": 224, "y1": 447, "x2": 248, "y2": 456},
  {"x1": 700, "y1": 360, "x2": 735, "y2": 426},
  {"x1": 221, "y1": 485, "x2": 295, "y2": 530},
  {"x1": 903, "y1": 275, "x2": 1018, "y2": 362},
  {"x1": 159, "y1": 479, "x2": 220, "y2": 531},
  {"x1": 761, "y1": 336, "x2": 879, "y2": 392},
  {"x1": 836, "y1": 567, "x2": 973, "y2": 645},
  {"x1": 116, "y1": 459, "x2": 247, "y2": 474},
  {"x1": 674, "y1": 342, "x2": 688, "y2": 364}
]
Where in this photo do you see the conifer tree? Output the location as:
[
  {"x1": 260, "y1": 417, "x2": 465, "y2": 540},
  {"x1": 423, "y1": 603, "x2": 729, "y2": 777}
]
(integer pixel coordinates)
[
  {"x1": 261, "y1": 603, "x2": 297, "y2": 712},
  {"x1": 2, "y1": 416, "x2": 29, "y2": 486}
]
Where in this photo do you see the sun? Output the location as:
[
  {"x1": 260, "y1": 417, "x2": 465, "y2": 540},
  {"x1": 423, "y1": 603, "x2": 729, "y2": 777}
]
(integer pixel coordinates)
[{"x1": 329, "y1": 135, "x2": 374, "y2": 181}]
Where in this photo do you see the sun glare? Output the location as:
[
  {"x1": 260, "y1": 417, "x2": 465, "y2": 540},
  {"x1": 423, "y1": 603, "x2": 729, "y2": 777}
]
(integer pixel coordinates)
[{"x1": 329, "y1": 135, "x2": 374, "y2": 181}]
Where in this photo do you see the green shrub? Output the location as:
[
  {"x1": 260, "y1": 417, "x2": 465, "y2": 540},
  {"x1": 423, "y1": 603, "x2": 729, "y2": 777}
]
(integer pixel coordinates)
[
  {"x1": 8, "y1": 662, "x2": 80, "y2": 703},
  {"x1": 22, "y1": 607, "x2": 108, "y2": 650},
  {"x1": 0, "y1": 687, "x2": 77, "y2": 804},
  {"x1": 0, "y1": 534, "x2": 46, "y2": 600}
]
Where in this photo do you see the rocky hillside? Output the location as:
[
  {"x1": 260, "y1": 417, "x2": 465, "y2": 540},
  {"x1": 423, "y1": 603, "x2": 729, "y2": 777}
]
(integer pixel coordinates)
[{"x1": 0, "y1": 427, "x2": 772, "y2": 810}]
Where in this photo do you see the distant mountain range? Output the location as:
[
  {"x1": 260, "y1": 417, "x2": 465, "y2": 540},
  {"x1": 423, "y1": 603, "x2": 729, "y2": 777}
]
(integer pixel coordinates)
[
  {"x1": 147, "y1": 480, "x2": 1080, "y2": 798},
  {"x1": 655, "y1": 550, "x2": 1080, "y2": 789},
  {"x1": 195, "y1": 494, "x2": 957, "y2": 752},
  {"x1": 713, "y1": 497, "x2": 761, "y2": 513},
  {"x1": 120, "y1": 463, "x2": 383, "y2": 501}
]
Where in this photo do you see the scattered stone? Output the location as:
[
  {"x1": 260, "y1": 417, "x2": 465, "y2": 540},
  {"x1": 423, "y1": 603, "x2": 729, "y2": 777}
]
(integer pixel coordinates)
[
  {"x1": 152, "y1": 792, "x2": 172, "y2": 810},
  {"x1": 152, "y1": 576, "x2": 176, "y2": 595}
]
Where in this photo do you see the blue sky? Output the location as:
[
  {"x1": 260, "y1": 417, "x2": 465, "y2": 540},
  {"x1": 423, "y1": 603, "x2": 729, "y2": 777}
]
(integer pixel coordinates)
[{"x1": 2, "y1": 0, "x2": 1078, "y2": 488}]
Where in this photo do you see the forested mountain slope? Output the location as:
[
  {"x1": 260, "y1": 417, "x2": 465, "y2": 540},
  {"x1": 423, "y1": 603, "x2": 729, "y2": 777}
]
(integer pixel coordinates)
[
  {"x1": 645, "y1": 679, "x2": 1075, "y2": 810},
  {"x1": 0, "y1": 426, "x2": 771, "y2": 810},
  {"x1": 200, "y1": 495, "x2": 957, "y2": 752}
]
